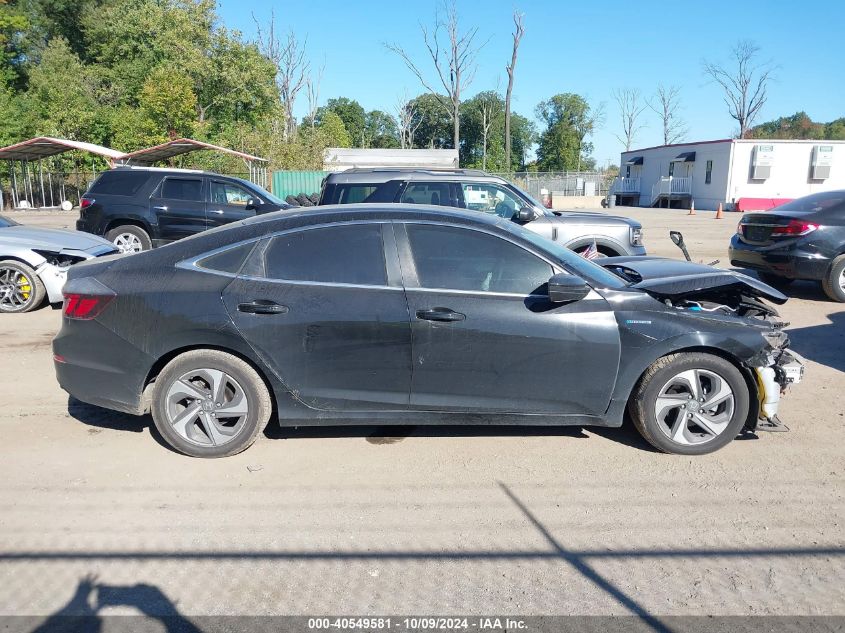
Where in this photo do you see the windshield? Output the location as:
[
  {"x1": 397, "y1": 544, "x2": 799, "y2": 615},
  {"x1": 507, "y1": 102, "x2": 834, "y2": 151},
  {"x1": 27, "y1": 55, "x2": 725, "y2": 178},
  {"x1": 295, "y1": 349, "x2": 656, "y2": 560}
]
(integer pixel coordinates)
[
  {"x1": 238, "y1": 179, "x2": 285, "y2": 206},
  {"x1": 506, "y1": 221, "x2": 628, "y2": 289},
  {"x1": 0, "y1": 215, "x2": 19, "y2": 228}
]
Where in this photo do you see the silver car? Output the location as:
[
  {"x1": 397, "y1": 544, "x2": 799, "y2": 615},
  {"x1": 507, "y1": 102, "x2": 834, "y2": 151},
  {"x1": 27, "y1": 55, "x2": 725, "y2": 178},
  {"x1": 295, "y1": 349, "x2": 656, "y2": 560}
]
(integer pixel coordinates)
[
  {"x1": 0, "y1": 215, "x2": 117, "y2": 313},
  {"x1": 318, "y1": 169, "x2": 646, "y2": 257}
]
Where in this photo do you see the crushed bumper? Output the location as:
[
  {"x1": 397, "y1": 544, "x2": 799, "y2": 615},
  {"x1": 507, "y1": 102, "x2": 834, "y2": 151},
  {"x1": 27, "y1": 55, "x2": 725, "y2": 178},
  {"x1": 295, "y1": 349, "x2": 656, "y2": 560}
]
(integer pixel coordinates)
[{"x1": 753, "y1": 349, "x2": 805, "y2": 431}]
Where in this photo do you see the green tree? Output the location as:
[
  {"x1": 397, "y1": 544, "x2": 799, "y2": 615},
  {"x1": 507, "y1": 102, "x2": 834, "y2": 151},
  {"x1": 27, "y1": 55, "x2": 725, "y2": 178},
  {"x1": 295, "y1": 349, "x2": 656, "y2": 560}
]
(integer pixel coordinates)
[
  {"x1": 364, "y1": 110, "x2": 399, "y2": 148},
  {"x1": 317, "y1": 110, "x2": 351, "y2": 148},
  {"x1": 26, "y1": 37, "x2": 106, "y2": 141},
  {"x1": 535, "y1": 93, "x2": 600, "y2": 171},
  {"x1": 460, "y1": 91, "x2": 504, "y2": 170},
  {"x1": 138, "y1": 66, "x2": 197, "y2": 140},
  {"x1": 0, "y1": 0, "x2": 28, "y2": 86},
  {"x1": 315, "y1": 97, "x2": 366, "y2": 146},
  {"x1": 408, "y1": 93, "x2": 452, "y2": 149}
]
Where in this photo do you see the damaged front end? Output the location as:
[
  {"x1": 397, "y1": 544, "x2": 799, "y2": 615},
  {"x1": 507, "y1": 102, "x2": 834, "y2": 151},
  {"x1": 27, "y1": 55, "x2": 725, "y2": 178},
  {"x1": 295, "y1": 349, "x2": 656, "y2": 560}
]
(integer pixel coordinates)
[
  {"x1": 747, "y1": 333, "x2": 805, "y2": 432},
  {"x1": 601, "y1": 255, "x2": 806, "y2": 432}
]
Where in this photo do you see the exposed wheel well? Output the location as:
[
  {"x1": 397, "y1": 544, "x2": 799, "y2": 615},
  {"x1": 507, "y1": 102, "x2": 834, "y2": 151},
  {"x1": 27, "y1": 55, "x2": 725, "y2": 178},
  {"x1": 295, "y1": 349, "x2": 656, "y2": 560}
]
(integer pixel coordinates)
[
  {"x1": 142, "y1": 345, "x2": 277, "y2": 416},
  {"x1": 567, "y1": 239, "x2": 623, "y2": 257},
  {"x1": 105, "y1": 218, "x2": 150, "y2": 234}
]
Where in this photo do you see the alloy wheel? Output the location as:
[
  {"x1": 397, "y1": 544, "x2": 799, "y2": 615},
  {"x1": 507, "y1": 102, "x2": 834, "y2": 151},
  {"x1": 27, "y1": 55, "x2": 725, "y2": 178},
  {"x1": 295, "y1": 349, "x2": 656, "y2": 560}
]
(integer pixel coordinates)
[
  {"x1": 653, "y1": 369, "x2": 735, "y2": 445},
  {"x1": 163, "y1": 368, "x2": 250, "y2": 447},
  {"x1": 113, "y1": 233, "x2": 143, "y2": 254},
  {"x1": 0, "y1": 266, "x2": 34, "y2": 311}
]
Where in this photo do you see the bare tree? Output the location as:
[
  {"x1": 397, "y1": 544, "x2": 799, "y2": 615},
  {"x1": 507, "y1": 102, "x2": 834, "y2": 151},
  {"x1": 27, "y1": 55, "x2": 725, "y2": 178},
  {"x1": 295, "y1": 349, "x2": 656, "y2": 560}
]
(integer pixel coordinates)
[
  {"x1": 612, "y1": 88, "x2": 647, "y2": 151},
  {"x1": 649, "y1": 84, "x2": 687, "y2": 145},
  {"x1": 254, "y1": 10, "x2": 309, "y2": 140},
  {"x1": 385, "y1": 1, "x2": 486, "y2": 151},
  {"x1": 395, "y1": 93, "x2": 422, "y2": 149},
  {"x1": 305, "y1": 60, "x2": 325, "y2": 129},
  {"x1": 703, "y1": 40, "x2": 774, "y2": 138},
  {"x1": 504, "y1": 10, "x2": 525, "y2": 171}
]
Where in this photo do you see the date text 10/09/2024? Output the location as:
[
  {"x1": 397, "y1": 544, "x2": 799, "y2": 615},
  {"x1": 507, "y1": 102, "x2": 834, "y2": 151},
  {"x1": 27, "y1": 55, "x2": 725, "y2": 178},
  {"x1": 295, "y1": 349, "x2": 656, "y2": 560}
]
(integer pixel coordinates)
[{"x1": 307, "y1": 618, "x2": 528, "y2": 630}]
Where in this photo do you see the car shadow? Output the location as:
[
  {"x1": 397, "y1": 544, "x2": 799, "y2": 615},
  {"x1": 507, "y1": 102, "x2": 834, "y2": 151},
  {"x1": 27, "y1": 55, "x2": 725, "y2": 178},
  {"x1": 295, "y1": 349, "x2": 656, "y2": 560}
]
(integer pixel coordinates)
[
  {"x1": 786, "y1": 310, "x2": 845, "y2": 374},
  {"x1": 66, "y1": 397, "x2": 176, "y2": 453},
  {"x1": 66, "y1": 397, "x2": 663, "y2": 453}
]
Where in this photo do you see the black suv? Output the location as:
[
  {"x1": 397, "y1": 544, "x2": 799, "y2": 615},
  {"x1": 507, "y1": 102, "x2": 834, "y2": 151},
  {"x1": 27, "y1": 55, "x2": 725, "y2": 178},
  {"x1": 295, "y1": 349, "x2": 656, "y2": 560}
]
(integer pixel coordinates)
[{"x1": 77, "y1": 167, "x2": 289, "y2": 253}]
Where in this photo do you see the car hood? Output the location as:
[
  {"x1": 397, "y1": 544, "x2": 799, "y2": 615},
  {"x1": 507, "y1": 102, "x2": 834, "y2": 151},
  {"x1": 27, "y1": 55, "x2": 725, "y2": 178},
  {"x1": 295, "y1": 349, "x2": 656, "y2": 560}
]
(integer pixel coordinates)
[
  {"x1": 0, "y1": 225, "x2": 115, "y2": 254},
  {"x1": 549, "y1": 210, "x2": 640, "y2": 226},
  {"x1": 599, "y1": 256, "x2": 788, "y2": 304}
]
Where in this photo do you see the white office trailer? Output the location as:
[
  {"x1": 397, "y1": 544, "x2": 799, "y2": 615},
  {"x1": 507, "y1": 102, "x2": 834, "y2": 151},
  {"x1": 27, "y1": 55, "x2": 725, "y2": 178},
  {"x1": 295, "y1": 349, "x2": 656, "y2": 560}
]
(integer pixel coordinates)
[{"x1": 615, "y1": 139, "x2": 845, "y2": 211}]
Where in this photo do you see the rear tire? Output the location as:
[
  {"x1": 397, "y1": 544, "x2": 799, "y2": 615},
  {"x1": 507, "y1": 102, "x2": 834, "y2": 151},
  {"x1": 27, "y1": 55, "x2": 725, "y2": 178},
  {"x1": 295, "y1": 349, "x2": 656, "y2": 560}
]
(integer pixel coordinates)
[
  {"x1": 106, "y1": 225, "x2": 151, "y2": 253},
  {"x1": 0, "y1": 260, "x2": 46, "y2": 313},
  {"x1": 150, "y1": 350, "x2": 272, "y2": 458},
  {"x1": 629, "y1": 352, "x2": 750, "y2": 455},
  {"x1": 821, "y1": 255, "x2": 845, "y2": 303}
]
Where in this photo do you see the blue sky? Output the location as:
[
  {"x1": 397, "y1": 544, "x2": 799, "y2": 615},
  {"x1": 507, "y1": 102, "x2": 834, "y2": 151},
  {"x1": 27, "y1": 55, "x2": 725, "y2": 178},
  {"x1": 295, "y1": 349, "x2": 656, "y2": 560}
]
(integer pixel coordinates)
[{"x1": 218, "y1": 0, "x2": 845, "y2": 166}]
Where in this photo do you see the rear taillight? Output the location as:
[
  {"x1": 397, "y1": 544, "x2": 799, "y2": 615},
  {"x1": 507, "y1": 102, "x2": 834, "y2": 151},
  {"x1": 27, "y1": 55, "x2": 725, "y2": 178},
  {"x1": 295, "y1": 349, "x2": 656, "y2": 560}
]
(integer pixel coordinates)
[
  {"x1": 80, "y1": 198, "x2": 94, "y2": 209},
  {"x1": 63, "y1": 293, "x2": 114, "y2": 320},
  {"x1": 770, "y1": 220, "x2": 819, "y2": 237}
]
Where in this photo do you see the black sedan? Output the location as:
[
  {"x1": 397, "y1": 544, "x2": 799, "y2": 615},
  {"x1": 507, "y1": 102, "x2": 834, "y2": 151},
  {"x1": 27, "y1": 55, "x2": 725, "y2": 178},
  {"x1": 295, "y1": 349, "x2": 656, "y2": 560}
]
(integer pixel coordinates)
[
  {"x1": 730, "y1": 190, "x2": 845, "y2": 302},
  {"x1": 54, "y1": 205, "x2": 804, "y2": 458}
]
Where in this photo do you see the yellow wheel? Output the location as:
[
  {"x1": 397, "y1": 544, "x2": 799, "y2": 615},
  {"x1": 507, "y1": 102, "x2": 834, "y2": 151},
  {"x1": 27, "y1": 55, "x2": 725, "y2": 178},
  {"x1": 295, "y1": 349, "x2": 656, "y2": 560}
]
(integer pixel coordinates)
[{"x1": 0, "y1": 260, "x2": 46, "y2": 313}]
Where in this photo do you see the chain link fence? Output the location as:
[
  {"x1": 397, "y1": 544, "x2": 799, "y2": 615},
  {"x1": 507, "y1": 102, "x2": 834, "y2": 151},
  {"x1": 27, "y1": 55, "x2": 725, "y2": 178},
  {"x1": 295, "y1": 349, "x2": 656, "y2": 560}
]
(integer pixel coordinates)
[{"x1": 491, "y1": 171, "x2": 615, "y2": 202}]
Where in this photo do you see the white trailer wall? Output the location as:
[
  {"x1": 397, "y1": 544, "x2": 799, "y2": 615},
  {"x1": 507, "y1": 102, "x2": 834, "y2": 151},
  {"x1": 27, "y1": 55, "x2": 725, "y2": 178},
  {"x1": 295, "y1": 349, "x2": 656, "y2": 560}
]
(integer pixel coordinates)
[{"x1": 728, "y1": 140, "x2": 845, "y2": 205}]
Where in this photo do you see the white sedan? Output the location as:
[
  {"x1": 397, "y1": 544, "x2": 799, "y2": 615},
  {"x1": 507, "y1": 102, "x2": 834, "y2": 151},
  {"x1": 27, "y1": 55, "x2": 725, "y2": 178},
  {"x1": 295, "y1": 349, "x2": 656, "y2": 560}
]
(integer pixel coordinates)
[{"x1": 0, "y1": 214, "x2": 117, "y2": 313}]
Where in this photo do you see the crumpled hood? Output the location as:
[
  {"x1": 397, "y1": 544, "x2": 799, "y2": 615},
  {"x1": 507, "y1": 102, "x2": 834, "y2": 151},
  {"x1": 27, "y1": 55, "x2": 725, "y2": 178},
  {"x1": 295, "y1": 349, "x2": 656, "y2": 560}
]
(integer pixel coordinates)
[
  {"x1": 600, "y1": 256, "x2": 788, "y2": 305},
  {"x1": 0, "y1": 225, "x2": 115, "y2": 253}
]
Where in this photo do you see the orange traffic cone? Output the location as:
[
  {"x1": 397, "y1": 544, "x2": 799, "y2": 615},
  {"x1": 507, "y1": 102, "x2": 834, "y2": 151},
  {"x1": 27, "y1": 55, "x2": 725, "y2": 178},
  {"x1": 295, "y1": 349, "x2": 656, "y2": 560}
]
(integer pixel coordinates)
[
  {"x1": 687, "y1": 199, "x2": 696, "y2": 215},
  {"x1": 715, "y1": 202, "x2": 724, "y2": 219}
]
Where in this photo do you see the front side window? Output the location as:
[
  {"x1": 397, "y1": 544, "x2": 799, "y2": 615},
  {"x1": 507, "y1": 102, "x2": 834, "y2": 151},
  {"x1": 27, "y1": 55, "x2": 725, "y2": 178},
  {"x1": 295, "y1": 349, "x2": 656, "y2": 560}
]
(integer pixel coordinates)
[
  {"x1": 406, "y1": 224, "x2": 552, "y2": 295},
  {"x1": 211, "y1": 181, "x2": 253, "y2": 206},
  {"x1": 263, "y1": 224, "x2": 386, "y2": 286},
  {"x1": 400, "y1": 182, "x2": 450, "y2": 206},
  {"x1": 160, "y1": 178, "x2": 203, "y2": 201},
  {"x1": 461, "y1": 183, "x2": 523, "y2": 219}
]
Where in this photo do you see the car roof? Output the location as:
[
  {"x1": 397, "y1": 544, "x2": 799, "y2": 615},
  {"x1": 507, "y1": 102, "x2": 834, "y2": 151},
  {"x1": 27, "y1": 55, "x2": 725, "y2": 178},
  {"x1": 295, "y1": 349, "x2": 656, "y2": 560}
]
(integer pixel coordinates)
[
  {"x1": 324, "y1": 169, "x2": 508, "y2": 185},
  {"x1": 110, "y1": 166, "x2": 249, "y2": 179}
]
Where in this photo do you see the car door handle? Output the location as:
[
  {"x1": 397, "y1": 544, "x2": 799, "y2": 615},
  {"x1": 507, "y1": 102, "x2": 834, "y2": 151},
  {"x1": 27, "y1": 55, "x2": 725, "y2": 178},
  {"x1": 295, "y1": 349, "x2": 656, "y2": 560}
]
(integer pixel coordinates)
[
  {"x1": 209, "y1": 209, "x2": 224, "y2": 214},
  {"x1": 238, "y1": 300, "x2": 289, "y2": 315},
  {"x1": 415, "y1": 307, "x2": 466, "y2": 322},
  {"x1": 153, "y1": 205, "x2": 168, "y2": 211}
]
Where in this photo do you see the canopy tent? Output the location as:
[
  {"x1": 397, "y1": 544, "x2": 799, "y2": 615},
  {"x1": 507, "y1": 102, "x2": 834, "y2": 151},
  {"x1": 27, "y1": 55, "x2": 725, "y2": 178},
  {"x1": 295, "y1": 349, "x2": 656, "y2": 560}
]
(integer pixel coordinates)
[
  {"x1": 0, "y1": 137, "x2": 269, "y2": 210},
  {"x1": 0, "y1": 137, "x2": 127, "y2": 210},
  {"x1": 119, "y1": 138, "x2": 268, "y2": 187}
]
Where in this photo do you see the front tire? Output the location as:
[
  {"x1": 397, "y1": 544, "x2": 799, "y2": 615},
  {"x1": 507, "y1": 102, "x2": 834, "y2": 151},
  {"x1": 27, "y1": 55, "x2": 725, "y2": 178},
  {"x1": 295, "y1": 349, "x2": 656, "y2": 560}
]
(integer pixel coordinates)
[
  {"x1": 151, "y1": 350, "x2": 272, "y2": 458},
  {"x1": 821, "y1": 255, "x2": 845, "y2": 303},
  {"x1": 106, "y1": 225, "x2": 152, "y2": 254},
  {"x1": 629, "y1": 353, "x2": 750, "y2": 455},
  {"x1": 0, "y1": 260, "x2": 46, "y2": 313}
]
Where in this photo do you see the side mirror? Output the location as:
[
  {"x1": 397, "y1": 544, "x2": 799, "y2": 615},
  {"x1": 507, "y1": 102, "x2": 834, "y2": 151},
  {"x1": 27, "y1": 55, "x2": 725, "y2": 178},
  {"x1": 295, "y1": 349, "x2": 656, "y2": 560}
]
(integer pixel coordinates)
[
  {"x1": 547, "y1": 273, "x2": 590, "y2": 303},
  {"x1": 245, "y1": 198, "x2": 259, "y2": 211},
  {"x1": 516, "y1": 206, "x2": 537, "y2": 223},
  {"x1": 669, "y1": 230, "x2": 684, "y2": 247}
]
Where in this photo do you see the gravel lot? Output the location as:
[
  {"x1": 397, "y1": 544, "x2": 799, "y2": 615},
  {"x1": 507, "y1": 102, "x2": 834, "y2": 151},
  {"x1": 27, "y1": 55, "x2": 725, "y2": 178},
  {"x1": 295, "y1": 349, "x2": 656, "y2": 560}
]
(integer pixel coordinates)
[{"x1": 1, "y1": 207, "x2": 843, "y2": 620}]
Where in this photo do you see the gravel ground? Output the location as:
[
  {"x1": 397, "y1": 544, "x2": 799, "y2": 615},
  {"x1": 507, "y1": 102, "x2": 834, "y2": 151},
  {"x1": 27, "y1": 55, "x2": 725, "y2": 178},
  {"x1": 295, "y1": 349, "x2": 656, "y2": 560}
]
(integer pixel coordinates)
[{"x1": 0, "y1": 207, "x2": 843, "y2": 620}]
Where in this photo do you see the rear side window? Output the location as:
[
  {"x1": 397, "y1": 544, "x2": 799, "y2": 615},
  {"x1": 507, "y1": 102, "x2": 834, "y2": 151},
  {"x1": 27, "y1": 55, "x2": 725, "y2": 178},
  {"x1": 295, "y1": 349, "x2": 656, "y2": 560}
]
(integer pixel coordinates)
[
  {"x1": 263, "y1": 224, "x2": 386, "y2": 286},
  {"x1": 197, "y1": 242, "x2": 256, "y2": 274},
  {"x1": 160, "y1": 178, "x2": 204, "y2": 201},
  {"x1": 400, "y1": 182, "x2": 450, "y2": 206},
  {"x1": 87, "y1": 170, "x2": 151, "y2": 196},
  {"x1": 338, "y1": 185, "x2": 378, "y2": 204}
]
